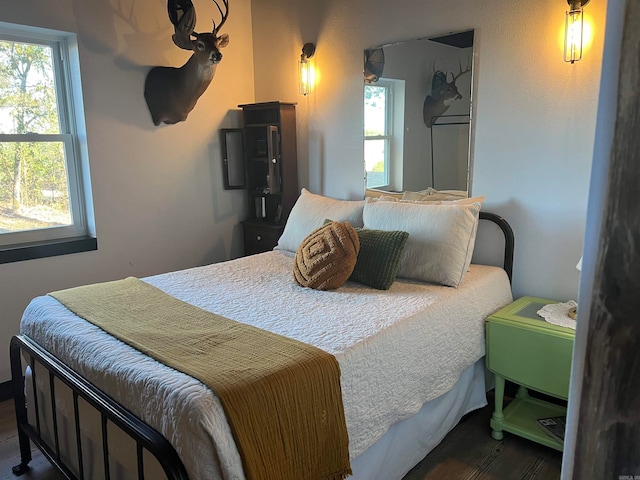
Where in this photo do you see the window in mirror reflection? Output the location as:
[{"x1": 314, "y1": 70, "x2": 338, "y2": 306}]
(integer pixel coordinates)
[
  {"x1": 364, "y1": 83, "x2": 389, "y2": 188},
  {"x1": 365, "y1": 80, "x2": 405, "y2": 189}
]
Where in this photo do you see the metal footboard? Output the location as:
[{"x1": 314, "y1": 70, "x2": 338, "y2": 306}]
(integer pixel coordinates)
[{"x1": 10, "y1": 334, "x2": 189, "y2": 479}]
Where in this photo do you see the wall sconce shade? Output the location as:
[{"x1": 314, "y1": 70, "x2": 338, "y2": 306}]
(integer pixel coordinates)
[
  {"x1": 564, "y1": 0, "x2": 589, "y2": 63},
  {"x1": 299, "y1": 43, "x2": 316, "y2": 96}
]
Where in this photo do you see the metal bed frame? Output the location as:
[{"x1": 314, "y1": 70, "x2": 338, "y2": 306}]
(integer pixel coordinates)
[
  {"x1": 10, "y1": 212, "x2": 514, "y2": 480},
  {"x1": 10, "y1": 335, "x2": 189, "y2": 479}
]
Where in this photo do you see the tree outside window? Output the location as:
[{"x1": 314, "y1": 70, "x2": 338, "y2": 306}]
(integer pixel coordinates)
[
  {"x1": 0, "y1": 24, "x2": 95, "y2": 263},
  {"x1": 0, "y1": 39, "x2": 72, "y2": 232}
]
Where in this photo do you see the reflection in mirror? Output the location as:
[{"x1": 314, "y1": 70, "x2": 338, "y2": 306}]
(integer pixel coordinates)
[
  {"x1": 364, "y1": 30, "x2": 474, "y2": 194},
  {"x1": 221, "y1": 128, "x2": 246, "y2": 189}
]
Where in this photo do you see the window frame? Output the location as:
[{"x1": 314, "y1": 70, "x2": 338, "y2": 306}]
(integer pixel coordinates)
[
  {"x1": 0, "y1": 22, "x2": 95, "y2": 264},
  {"x1": 364, "y1": 81, "x2": 393, "y2": 189}
]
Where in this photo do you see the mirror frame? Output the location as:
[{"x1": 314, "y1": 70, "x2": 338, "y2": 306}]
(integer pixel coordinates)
[{"x1": 364, "y1": 29, "x2": 475, "y2": 195}]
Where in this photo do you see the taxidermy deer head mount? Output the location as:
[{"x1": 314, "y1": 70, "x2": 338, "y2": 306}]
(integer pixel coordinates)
[
  {"x1": 144, "y1": 0, "x2": 229, "y2": 126},
  {"x1": 422, "y1": 59, "x2": 471, "y2": 128}
]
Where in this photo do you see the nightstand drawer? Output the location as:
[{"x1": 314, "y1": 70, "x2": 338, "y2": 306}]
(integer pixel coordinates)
[
  {"x1": 486, "y1": 321, "x2": 574, "y2": 399},
  {"x1": 243, "y1": 222, "x2": 283, "y2": 255}
]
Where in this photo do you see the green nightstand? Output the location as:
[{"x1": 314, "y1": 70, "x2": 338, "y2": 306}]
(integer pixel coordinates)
[{"x1": 485, "y1": 296, "x2": 576, "y2": 451}]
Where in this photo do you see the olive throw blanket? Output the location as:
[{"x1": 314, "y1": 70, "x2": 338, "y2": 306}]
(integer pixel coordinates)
[{"x1": 50, "y1": 277, "x2": 351, "y2": 480}]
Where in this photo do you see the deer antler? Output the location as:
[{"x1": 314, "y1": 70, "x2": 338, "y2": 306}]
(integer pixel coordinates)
[
  {"x1": 430, "y1": 57, "x2": 447, "y2": 93},
  {"x1": 168, "y1": 0, "x2": 228, "y2": 47},
  {"x1": 168, "y1": 0, "x2": 197, "y2": 50},
  {"x1": 432, "y1": 56, "x2": 440, "y2": 74},
  {"x1": 452, "y1": 58, "x2": 472, "y2": 82},
  {"x1": 211, "y1": 0, "x2": 229, "y2": 34}
]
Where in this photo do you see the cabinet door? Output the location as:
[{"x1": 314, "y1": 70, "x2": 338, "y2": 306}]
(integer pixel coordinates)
[
  {"x1": 245, "y1": 125, "x2": 281, "y2": 193},
  {"x1": 221, "y1": 128, "x2": 246, "y2": 189},
  {"x1": 266, "y1": 126, "x2": 281, "y2": 194}
]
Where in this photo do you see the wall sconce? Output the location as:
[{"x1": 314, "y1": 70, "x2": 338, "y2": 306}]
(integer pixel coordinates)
[
  {"x1": 564, "y1": 0, "x2": 589, "y2": 63},
  {"x1": 299, "y1": 43, "x2": 316, "y2": 96}
]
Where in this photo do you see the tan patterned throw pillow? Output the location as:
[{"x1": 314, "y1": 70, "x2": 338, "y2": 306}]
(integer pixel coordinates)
[{"x1": 294, "y1": 221, "x2": 360, "y2": 290}]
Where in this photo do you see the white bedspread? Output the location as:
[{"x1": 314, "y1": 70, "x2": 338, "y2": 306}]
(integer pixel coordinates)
[{"x1": 20, "y1": 251, "x2": 512, "y2": 480}]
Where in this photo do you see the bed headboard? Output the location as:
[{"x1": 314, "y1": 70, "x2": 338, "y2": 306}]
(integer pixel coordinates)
[{"x1": 478, "y1": 212, "x2": 514, "y2": 283}]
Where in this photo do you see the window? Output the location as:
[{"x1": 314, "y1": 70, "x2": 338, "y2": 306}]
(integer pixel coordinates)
[
  {"x1": 364, "y1": 82, "x2": 391, "y2": 189},
  {"x1": 364, "y1": 79, "x2": 405, "y2": 190},
  {"x1": 0, "y1": 22, "x2": 95, "y2": 263}
]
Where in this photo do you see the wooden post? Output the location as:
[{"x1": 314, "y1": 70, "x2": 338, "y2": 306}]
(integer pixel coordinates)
[{"x1": 564, "y1": 0, "x2": 640, "y2": 477}]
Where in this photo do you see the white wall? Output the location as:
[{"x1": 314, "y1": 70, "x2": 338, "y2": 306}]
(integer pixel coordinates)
[
  {"x1": 251, "y1": 0, "x2": 605, "y2": 303},
  {"x1": 0, "y1": 0, "x2": 255, "y2": 383}
]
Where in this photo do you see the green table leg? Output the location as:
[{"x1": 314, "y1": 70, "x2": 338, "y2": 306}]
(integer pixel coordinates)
[
  {"x1": 490, "y1": 375, "x2": 505, "y2": 440},
  {"x1": 516, "y1": 385, "x2": 530, "y2": 399}
]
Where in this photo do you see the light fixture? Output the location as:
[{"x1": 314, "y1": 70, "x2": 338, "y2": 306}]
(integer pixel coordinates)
[
  {"x1": 299, "y1": 43, "x2": 316, "y2": 96},
  {"x1": 564, "y1": 0, "x2": 589, "y2": 63}
]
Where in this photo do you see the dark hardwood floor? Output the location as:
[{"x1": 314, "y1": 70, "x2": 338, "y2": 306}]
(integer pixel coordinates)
[
  {"x1": 403, "y1": 399, "x2": 562, "y2": 479},
  {"x1": 0, "y1": 395, "x2": 561, "y2": 480},
  {"x1": 0, "y1": 399, "x2": 61, "y2": 480}
]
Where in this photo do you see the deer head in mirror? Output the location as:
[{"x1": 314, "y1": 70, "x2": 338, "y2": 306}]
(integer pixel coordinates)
[
  {"x1": 363, "y1": 30, "x2": 474, "y2": 194},
  {"x1": 423, "y1": 59, "x2": 472, "y2": 127},
  {"x1": 144, "y1": 0, "x2": 230, "y2": 126}
]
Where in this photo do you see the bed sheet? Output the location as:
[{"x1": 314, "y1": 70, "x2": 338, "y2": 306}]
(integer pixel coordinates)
[{"x1": 20, "y1": 251, "x2": 512, "y2": 479}]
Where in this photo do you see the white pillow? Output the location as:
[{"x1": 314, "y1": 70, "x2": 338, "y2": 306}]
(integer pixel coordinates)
[
  {"x1": 275, "y1": 189, "x2": 365, "y2": 253},
  {"x1": 362, "y1": 200, "x2": 481, "y2": 287}
]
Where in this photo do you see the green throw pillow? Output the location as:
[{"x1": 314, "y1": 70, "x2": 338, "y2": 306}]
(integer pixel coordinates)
[{"x1": 350, "y1": 228, "x2": 409, "y2": 290}]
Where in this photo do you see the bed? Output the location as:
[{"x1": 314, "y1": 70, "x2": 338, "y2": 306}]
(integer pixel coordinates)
[{"x1": 10, "y1": 190, "x2": 515, "y2": 480}]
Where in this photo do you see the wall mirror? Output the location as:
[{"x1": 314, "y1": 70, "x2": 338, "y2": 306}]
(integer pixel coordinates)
[
  {"x1": 364, "y1": 29, "x2": 474, "y2": 194},
  {"x1": 221, "y1": 128, "x2": 246, "y2": 189}
]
